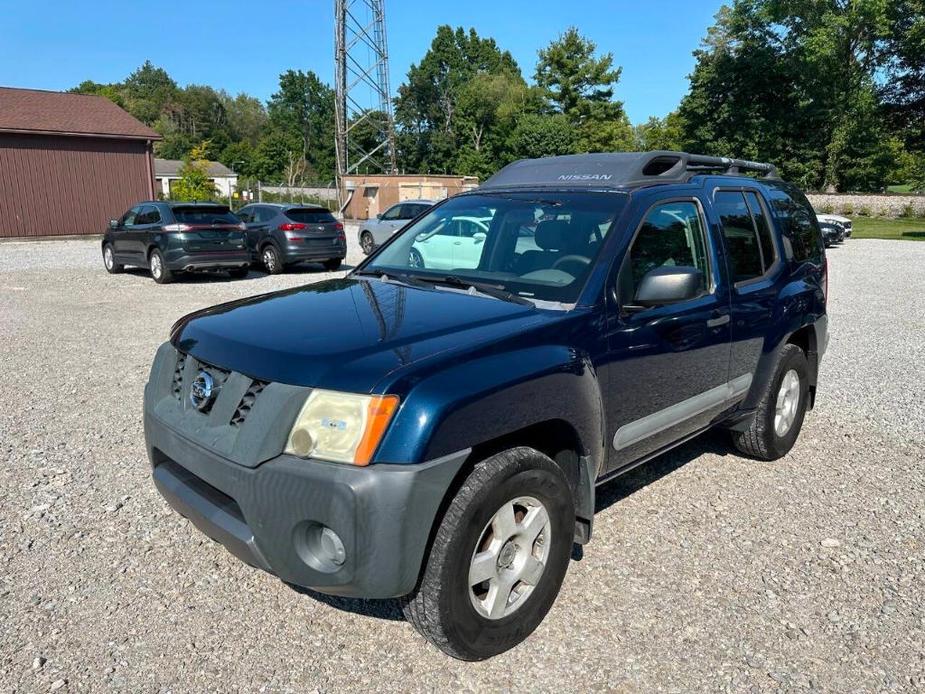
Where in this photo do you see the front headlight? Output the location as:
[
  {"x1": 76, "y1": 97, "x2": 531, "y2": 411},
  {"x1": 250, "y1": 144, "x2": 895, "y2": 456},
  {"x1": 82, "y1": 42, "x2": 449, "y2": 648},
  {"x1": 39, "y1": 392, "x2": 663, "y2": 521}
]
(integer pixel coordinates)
[{"x1": 285, "y1": 389, "x2": 399, "y2": 466}]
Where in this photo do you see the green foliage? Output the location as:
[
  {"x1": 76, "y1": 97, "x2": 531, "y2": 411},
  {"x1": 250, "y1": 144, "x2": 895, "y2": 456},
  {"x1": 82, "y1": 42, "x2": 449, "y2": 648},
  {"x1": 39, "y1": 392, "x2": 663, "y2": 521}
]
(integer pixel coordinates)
[
  {"x1": 171, "y1": 142, "x2": 219, "y2": 201},
  {"x1": 267, "y1": 70, "x2": 336, "y2": 180},
  {"x1": 534, "y1": 27, "x2": 622, "y2": 121},
  {"x1": 634, "y1": 113, "x2": 686, "y2": 152},
  {"x1": 506, "y1": 113, "x2": 578, "y2": 160},
  {"x1": 678, "y1": 0, "x2": 913, "y2": 192}
]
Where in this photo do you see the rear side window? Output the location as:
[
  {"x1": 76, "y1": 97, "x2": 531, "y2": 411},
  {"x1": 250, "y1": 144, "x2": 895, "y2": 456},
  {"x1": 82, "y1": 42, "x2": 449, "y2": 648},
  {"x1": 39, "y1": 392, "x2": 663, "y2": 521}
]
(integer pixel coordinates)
[
  {"x1": 286, "y1": 208, "x2": 336, "y2": 224},
  {"x1": 715, "y1": 191, "x2": 763, "y2": 282},
  {"x1": 172, "y1": 206, "x2": 239, "y2": 225},
  {"x1": 745, "y1": 191, "x2": 776, "y2": 269},
  {"x1": 763, "y1": 181, "x2": 823, "y2": 263}
]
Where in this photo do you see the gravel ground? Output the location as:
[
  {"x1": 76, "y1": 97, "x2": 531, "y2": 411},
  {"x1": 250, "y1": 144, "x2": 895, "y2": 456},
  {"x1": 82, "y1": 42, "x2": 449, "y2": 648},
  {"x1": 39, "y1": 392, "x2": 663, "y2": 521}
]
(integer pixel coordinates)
[{"x1": 0, "y1": 234, "x2": 923, "y2": 693}]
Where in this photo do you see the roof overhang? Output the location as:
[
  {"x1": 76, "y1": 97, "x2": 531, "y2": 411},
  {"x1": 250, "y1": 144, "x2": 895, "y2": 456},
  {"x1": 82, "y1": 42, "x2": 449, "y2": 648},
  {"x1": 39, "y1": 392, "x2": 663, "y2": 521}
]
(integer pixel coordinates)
[{"x1": 0, "y1": 127, "x2": 162, "y2": 141}]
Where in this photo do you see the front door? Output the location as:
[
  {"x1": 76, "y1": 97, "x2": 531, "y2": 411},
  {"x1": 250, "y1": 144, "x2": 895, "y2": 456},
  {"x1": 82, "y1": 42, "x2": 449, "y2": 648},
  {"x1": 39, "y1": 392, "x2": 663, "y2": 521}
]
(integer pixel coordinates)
[
  {"x1": 601, "y1": 196, "x2": 734, "y2": 474},
  {"x1": 112, "y1": 205, "x2": 142, "y2": 263}
]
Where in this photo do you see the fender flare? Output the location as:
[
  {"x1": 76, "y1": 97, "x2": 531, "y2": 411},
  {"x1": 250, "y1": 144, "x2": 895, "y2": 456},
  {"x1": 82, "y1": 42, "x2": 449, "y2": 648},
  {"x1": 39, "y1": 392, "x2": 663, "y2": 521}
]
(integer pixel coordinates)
[{"x1": 375, "y1": 344, "x2": 605, "y2": 542}]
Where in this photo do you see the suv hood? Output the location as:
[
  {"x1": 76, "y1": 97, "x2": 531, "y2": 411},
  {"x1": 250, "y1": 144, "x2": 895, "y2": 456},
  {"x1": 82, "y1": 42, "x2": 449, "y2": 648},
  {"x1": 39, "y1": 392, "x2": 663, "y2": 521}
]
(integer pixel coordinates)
[{"x1": 171, "y1": 277, "x2": 547, "y2": 392}]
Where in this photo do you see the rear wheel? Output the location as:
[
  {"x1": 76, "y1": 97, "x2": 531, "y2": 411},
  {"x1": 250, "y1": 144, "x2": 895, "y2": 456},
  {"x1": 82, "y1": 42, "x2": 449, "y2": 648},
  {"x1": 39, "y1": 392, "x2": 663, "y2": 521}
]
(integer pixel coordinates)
[
  {"x1": 401, "y1": 447, "x2": 574, "y2": 660},
  {"x1": 732, "y1": 343, "x2": 809, "y2": 460},
  {"x1": 149, "y1": 248, "x2": 172, "y2": 284},
  {"x1": 262, "y1": 245, "x2": 283, "y2": 274},
  {"x1": 102, "y1": 244, "x2": 123, "y2": 274},
  {"x1": 322, "y1": 258, "x2": 343, "y2": 271},
  {"x1": 360, "y1": 231, "x2": 375, "y2": 255}
]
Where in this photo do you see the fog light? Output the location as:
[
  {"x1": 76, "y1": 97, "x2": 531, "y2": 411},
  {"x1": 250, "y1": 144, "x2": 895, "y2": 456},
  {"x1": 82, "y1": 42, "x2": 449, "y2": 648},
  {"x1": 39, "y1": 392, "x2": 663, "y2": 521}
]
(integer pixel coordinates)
[{"x1": 296, "y1": 522, "x2": 346, "y2": 573}]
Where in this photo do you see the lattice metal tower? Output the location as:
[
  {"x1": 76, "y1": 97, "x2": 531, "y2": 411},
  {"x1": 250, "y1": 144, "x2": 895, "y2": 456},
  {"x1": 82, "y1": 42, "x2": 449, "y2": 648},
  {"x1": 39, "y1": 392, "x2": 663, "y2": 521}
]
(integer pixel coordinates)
[{"x1": 334, "y1": 0, "x2": 397, "y2": 186}]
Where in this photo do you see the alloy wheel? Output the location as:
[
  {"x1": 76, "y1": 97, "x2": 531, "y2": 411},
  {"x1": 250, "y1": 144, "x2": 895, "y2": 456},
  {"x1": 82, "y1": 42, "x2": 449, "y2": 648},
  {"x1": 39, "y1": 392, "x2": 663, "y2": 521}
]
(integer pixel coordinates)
[
  {"x1": 468, "y1": 495, "x2": 551, "y2": 620},
  {"x1": 774, "y1": 369, "x2": 801, "y2": 436}
]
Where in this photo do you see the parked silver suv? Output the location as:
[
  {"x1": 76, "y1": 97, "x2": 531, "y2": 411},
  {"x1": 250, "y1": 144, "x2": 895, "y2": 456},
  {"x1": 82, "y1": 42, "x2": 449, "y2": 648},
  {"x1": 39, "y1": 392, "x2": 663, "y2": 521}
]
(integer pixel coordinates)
[{"x1": 358, "y1": 199, "x2": 434, "y2": 254}]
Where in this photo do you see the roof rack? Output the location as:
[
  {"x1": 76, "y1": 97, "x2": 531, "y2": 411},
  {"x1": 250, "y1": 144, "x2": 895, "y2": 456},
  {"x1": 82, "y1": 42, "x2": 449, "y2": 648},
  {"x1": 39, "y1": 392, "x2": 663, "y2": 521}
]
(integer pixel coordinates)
[{"x1": 478, "y1": 150, "x2": 780, "y2": 191}]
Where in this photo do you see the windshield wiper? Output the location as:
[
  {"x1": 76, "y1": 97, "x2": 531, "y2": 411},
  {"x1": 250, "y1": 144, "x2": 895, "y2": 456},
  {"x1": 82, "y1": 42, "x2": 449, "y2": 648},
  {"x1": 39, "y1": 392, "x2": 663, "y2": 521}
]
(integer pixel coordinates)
[
  {"x1": 353, "y1": 269, "x2": 431, "y2": 289},
  {"x1": 409, "y1": 273, "x2": 534, "y2": 307}
]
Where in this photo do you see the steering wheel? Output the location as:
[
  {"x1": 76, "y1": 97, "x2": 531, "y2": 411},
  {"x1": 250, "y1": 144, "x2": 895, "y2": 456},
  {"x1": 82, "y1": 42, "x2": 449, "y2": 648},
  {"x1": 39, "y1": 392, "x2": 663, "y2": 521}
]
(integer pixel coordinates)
[{"x1": 552, "y1": 255, "x2": 591, "y2": 276}]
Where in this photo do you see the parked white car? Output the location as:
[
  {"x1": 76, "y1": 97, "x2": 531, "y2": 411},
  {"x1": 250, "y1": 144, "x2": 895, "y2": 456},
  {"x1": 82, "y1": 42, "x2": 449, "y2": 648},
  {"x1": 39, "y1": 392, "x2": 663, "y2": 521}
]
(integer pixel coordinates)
[
  {"x1": 409, "y1": 216, "x2": 492, "y2": 270},
  {"x1": 815, "y1": 212, "x2": 852, "y2": 237},
  {"x1": 359, "y1": 200, "x2": 435, "y2": 254}
]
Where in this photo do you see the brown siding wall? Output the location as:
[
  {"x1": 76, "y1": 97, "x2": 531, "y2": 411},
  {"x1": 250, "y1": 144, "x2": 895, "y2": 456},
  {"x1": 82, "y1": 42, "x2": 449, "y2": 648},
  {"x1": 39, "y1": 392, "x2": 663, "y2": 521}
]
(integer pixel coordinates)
[{"x1": 0, "y1": 133, "x2": 154, "y2": 238}]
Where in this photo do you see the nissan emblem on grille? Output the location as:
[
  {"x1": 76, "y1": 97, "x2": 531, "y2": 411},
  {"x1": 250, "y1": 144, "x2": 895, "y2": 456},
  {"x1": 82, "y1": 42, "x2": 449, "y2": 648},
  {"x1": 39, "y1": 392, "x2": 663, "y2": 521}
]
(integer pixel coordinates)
[{"x1": 189, "y1": 371, "x2": 217, "y2": 411}]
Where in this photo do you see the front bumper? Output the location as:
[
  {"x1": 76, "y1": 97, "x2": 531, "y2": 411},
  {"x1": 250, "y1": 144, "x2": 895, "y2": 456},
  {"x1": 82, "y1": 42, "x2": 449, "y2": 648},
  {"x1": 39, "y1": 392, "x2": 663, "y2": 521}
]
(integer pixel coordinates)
[{"x1": 146, "y1": 414, "x2": 468, "y2": 598}]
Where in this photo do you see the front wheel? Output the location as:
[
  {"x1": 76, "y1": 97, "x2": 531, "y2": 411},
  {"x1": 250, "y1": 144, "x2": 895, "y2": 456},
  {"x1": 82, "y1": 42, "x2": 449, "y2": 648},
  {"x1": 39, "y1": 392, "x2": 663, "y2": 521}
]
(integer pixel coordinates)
[
  {"x1": 732, "y1": 343, "x2": 809, "y2": 460},
  {"x1": 149, "y1": 248, "x2": 172, "y2": 284},
  {"x1": 408, "y1": 247, "x2": 424, "y2": 269},
  {"x1": 401, "y1": 447, "x2": 574, "y2": 660},
  {"x1": 102, "y1": 244, "x2": 123, "y2": 274}
]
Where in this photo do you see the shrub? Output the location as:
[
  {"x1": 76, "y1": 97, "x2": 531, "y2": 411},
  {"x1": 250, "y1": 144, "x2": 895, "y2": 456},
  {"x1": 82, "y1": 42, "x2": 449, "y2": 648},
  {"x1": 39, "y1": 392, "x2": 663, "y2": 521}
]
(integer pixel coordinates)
[
  {"x1": 840, "y1": 202, "x2": 854, "y2": 216},
  {"x1": 819, "y1": 202, "x2": 835, "y2": 214},
  {"x1": 857, "y1": 204, "x2": 873, "y2": 217},
  {"x1": 902, "y1": 203, "x2": 916, "y2": 218}
]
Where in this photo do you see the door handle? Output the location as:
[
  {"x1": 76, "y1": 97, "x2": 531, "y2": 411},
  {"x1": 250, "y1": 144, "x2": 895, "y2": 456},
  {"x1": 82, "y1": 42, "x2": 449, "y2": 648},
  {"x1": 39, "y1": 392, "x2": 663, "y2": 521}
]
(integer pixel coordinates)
[
  {"x1": 707, "y1": 313, "x2": 730, "y2": 328},
  {"x1": 453, "y1": 241, "x2": 462, "y2": 245}
]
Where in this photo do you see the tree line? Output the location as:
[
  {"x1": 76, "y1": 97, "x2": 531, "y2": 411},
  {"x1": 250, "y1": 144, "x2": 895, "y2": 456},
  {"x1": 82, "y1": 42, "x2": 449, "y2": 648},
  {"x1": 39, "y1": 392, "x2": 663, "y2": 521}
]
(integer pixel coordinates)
[{"x1": 72, "y1": 0, "x2": 924, "y2": 193}]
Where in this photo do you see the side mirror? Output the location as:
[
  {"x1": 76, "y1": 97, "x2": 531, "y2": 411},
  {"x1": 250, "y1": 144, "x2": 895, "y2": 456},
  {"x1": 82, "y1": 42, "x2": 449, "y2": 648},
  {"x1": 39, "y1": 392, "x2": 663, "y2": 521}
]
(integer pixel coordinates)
[
  {"x1": 109, "y1": 219, "x2": 118, "y2": 229},
  {"x1": 473, "y1": 231, "x2": 487, "y2": 243},
  {"x1": 633, "y1": 265, "x2": 704, "y2": 308},
  {"x1": 376, "y1": 213, "x2": 383, "y2": 220}
]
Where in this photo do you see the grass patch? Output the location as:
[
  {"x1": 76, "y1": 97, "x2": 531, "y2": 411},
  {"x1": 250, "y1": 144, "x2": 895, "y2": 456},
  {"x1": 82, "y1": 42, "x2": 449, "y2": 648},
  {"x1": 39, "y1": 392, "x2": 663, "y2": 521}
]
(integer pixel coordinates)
[{"x1": 851, "y1": 217, "x2": 925, "y2": 241}]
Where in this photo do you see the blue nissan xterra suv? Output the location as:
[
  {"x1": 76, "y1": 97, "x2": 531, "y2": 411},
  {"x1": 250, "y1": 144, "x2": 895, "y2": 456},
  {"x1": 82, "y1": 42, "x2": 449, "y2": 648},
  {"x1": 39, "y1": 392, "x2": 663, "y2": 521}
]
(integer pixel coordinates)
[{"x1": 145, "y1": 151, "x2": 828, "y2": 660}]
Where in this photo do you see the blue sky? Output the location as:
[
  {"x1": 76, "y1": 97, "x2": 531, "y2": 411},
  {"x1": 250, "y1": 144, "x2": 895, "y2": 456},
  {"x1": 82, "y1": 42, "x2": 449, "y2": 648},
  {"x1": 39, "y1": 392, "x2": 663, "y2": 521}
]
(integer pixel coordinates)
[{"x1": 0, "y1": 0, "x2": 724, "y2": 123}]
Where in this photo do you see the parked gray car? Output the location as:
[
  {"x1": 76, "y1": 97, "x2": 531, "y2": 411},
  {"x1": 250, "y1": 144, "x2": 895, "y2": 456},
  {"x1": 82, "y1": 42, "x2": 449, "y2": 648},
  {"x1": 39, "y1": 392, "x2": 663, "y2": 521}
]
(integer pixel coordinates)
[{"x1": 358, "y1": 199, "x2": 435, "y2": 254}]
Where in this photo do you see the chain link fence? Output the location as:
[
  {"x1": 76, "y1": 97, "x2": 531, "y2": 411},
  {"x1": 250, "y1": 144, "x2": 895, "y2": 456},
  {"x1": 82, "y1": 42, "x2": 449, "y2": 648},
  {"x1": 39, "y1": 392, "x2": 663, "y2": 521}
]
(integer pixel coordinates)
[{"x1": 231, "y1": 180, "x2": 340, "y2": 212}]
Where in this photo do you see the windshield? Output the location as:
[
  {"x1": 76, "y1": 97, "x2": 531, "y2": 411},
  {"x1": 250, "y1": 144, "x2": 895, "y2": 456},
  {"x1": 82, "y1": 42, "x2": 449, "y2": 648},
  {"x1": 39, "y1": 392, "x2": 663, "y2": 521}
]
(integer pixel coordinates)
[{"x1": 362, "y1": 192, "x2": 627, "y2": 303}]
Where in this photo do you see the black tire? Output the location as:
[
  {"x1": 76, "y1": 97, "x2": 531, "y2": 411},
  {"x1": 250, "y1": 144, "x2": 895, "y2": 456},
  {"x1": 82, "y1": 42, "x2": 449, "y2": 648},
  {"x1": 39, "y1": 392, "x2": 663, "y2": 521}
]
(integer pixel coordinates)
[
  {"x1": 149, "y1": 248, "x2": 173, "y2": 284},
  {"x1": 323, "y1": 258, "x2": 343, "y2": 271},
  {"x1": 360, "y1": 231, "x2": 375, "y2": 255},
  {"x1": 732, "y1": 343, "x2": 809, "y2": 460},
  {"x1": 261, "y1": 244, "x2": 283, "y2": 274},
  {"x1": 227, "y1": 267, "x2": 249, "y2": 279},
  {"x1": 102, "y1": 244, "x2": 123, "y2": 274},
  {"x1": 401, "y1": 447, "x2": 574, "y2": 660}
]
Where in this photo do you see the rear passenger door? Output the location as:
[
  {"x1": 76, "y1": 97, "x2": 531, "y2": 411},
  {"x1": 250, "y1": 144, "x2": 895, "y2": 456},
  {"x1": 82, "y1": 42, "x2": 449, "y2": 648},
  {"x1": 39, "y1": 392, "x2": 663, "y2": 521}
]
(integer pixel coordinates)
[
  {"x1": 711, "y1": 188, "x2": 782, "y2": 379},
  {"x1": 602, "y1": 195, "x2": 734, "y2": 472}
]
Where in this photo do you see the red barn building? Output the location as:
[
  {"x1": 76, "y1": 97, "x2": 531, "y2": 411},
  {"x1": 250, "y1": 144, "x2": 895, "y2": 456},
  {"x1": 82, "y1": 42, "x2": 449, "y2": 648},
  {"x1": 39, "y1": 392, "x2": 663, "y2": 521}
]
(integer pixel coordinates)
[{"x1": 0, "y1": 87, "x2": 160, "y2": 238}]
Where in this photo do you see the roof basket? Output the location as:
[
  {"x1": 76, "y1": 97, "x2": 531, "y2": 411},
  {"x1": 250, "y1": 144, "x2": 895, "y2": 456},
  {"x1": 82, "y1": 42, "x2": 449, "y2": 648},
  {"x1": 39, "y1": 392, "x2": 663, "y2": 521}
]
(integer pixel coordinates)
[{"x1": 479, "y1": 150, "x2": 780, "y2": 191}]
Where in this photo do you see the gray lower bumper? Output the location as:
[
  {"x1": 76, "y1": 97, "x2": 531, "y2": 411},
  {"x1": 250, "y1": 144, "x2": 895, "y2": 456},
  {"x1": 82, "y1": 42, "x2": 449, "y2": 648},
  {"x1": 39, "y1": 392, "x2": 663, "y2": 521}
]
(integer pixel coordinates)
[{"x1": 145, "y1": 411, "x2": 468, "y2": 598}]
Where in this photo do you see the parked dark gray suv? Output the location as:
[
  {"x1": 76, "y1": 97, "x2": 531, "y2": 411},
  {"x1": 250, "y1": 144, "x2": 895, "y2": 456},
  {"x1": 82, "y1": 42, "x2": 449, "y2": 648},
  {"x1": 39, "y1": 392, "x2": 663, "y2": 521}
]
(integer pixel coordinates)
[{"x1": 237, "y1": 203, "x2": 346, "y2": 273}]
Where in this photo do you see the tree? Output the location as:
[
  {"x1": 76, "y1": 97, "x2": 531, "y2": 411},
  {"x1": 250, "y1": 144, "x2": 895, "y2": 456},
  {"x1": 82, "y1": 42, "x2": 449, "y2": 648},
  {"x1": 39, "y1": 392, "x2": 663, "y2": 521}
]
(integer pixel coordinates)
[
  {"x1": 394, "y1": 25, "x2": 523, "y2": 173},
  {"x1": 267, "y1": 70, "x2": 336, "y2": 181},
  {"x1": 534, "y1": 28, "x2": 632, "y2": 152},
  {"x1": 172, "y1": 142, "x2": 219, "y2": 201},
  {"x1": 634, "y1": 113, "x2": 686, "y2": 151},
  {"x1": 506, "y1": 113, "x2": 577, "y2": 160},
  {"x1": 677, "y1": 1, "x2": 899, "y2": 191},
  {"x1": 122, "y1": 61, "x2": 178, "y2": 125}
]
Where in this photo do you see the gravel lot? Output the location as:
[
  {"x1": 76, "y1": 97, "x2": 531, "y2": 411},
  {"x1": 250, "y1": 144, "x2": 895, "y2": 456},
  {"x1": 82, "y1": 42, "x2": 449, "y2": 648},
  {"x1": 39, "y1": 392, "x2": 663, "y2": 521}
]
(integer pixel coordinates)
[{"x1": 1, "y1": 234, "x2": 923, "y2": 692}]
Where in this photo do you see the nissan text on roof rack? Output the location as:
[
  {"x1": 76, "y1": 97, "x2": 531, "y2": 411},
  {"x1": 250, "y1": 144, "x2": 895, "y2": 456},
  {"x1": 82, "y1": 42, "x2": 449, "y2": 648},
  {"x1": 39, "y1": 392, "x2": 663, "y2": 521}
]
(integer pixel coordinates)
[{"x1": 145, "y1": 151, "x2": 828, "y2": 659}]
